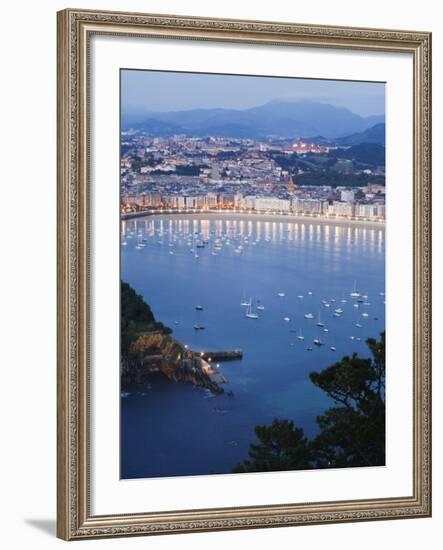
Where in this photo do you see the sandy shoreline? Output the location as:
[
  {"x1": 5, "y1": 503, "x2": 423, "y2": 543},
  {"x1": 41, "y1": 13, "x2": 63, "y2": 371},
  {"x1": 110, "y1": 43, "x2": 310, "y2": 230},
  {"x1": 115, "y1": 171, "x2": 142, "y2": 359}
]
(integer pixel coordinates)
[{"x1": 122, "y1": 210, "x2": 385, "y2": 230}]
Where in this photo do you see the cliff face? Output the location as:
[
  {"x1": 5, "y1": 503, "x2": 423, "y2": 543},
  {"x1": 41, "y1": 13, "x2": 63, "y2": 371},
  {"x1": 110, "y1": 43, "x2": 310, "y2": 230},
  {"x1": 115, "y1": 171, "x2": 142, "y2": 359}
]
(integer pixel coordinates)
[{"x1": 121, "y1": 331, "x2": 223, "y2": 394}]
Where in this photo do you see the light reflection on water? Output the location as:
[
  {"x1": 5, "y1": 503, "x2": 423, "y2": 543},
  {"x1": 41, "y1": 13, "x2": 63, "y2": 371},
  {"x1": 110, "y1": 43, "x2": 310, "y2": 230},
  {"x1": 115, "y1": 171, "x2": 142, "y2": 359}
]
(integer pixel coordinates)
[{"x1": 120, "y1": 216, "x2": 385, "y2": 479}]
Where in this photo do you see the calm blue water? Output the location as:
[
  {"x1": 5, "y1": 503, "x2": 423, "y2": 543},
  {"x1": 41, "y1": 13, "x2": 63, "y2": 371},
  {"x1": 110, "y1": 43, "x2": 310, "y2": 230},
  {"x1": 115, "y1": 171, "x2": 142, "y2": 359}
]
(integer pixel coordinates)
[{"x1": 120, "y1": 215, "x2": 385, "y2": 479}]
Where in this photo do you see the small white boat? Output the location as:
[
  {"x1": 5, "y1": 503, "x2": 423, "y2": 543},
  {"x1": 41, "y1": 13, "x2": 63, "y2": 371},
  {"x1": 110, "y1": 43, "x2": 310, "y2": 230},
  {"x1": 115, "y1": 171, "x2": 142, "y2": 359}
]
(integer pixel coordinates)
[
  {"x1": 355, "y1": 322, "x2": 363, "y2": 328},
  {"x1": 330, "y1": 346, "x2": 337, "y2": 351},
  {"x1": 245, "y1": 303, "x2": 259, "y2": 319},
  {"x1": 333, "y1": 312, "x2": 341, "y2": 317},
  {"x1": 334, "y1": 308, "x2": 344, "y2": 314},
  {"x1": 297, "y1": 329, "x2": 305, "y2": 341},
  {"x1": 277, "y1": 292, "x2": 285, "y2": 297},
  {"x1": 316, "y1": 312, "x2": 325, "y2": 327},
  {"x1": 350, "y1": 280, "x2": 361, "y2": 298},
  {"x1": 323, "y1": 328, "x2": 329, "y2": 333},
  {"x1": 308, "y1": 291, "x2": 313, "y2": 295},
  {"x1": 193, "y1": 324, "x2": 206, "y2": 330},
  {"x1": 304, "y1": 313, "x2": 314, "y2": 320},
  {"x1": 313, "y1": 338, "x2": 323, "y2": 346},
  {"x1": 350, "y1": 336, "x2": 355, "y2": 340},
  {"x1": 362, "y1": 312, "x2": 369, "y2": 318},
  {"x1": 257, "y1": 305, "x2": 265, "y2": 311},
  {"x1": 283, "y1": 316, "x2": 291, "y2": 322},
  {"x1": 297, "y1": 295, "x2": 304, "y2": 299}
]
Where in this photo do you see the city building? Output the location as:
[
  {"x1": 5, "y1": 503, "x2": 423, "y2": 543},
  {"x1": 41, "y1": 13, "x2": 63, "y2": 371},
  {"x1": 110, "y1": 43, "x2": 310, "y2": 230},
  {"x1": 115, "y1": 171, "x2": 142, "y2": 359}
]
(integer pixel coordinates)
[{"x1": 255, "y1": 197, "x2": 290, "y2": 212}]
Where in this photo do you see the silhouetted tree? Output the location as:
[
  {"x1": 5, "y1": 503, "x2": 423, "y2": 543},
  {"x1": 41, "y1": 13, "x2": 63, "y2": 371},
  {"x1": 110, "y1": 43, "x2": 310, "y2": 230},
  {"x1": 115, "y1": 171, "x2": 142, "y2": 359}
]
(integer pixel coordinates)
[
  {"x1": 233, "y1": 333, "x2": 385, "y2": 473},
  {"x1": 233, "y1": 419, "x2": 311, "y2": 473}
]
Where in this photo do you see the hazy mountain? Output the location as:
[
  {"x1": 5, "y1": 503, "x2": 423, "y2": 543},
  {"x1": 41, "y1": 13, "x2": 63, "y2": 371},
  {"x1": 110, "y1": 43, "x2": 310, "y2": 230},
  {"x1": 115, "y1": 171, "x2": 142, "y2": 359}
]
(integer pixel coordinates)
[
  {"x1": 337, "y1": 123, "x2": 385, "y2": 146},
  {"x1": 123, "y1": 100, "x2": 385, "y2": 139}
]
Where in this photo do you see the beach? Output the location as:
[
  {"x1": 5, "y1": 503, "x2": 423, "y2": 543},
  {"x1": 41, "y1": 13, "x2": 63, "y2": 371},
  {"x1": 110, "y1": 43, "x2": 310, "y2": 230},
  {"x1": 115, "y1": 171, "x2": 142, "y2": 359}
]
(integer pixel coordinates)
[{"x1": 121, "y1": 209, "x2": 385, "y2": 229}]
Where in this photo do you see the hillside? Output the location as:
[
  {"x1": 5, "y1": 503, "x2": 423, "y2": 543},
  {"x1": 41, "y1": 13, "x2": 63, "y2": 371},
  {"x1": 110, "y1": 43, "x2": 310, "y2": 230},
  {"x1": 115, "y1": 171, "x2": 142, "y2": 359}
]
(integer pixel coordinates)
[
  {"x1": 337, "y1": 123, "x2": 385, "y2": 146},
  {"x1": 121, "y1": 281, "x2": 171, "y2": 359}
]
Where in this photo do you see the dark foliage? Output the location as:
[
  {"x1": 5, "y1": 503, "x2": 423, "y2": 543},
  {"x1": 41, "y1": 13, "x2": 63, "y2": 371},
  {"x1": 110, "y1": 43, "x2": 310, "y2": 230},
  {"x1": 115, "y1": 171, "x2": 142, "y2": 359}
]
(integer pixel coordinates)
[
  {"x1": 121, "y1": 281, "x2": 171, "y2": 358},
  {"x1": 296, "y1": 171, "x2": 385, "y2": 188},
  {"x1": 234, "y1": 333, "x2": 385, "y2": 473},
  {"x1": 233, "y1": 420, "x2": 312, "y2": 473},
  {"x1": 330, "y1": 143, "x2": 385, "y2": 166}
]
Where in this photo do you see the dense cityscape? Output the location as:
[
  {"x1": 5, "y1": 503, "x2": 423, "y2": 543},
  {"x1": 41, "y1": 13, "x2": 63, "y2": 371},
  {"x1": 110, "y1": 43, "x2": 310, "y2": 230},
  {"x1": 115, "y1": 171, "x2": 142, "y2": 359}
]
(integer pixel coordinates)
[
  {"x1": 120, "y1": 71, "x2": 386, "y2": 480},
  {"x1": 121, "y1": 132, "x2": 385, "y2": 222}
]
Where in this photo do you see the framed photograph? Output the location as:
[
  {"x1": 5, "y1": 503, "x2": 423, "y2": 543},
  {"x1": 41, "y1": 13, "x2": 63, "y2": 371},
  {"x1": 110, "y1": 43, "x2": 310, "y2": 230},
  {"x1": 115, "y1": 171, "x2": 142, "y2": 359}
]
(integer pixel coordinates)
[{"x1": 57, "y1": 8, "x2": 432, "y2": 540}]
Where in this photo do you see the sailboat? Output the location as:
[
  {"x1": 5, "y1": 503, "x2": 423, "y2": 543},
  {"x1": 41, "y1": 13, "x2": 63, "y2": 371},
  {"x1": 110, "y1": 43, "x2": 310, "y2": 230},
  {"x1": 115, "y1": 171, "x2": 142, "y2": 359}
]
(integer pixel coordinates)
[
  {"x1": 297, "y1": 329, "x2": 305, "y2": 341},
  {"x1": 245, "y1": 302, "x2": 259, "y2": 319},
  {"x1": 304, "y1": 312, "x2": 314, "y2": 320},
  {"x1": 240, "y1": 293, "x2": 251, "y2": 307},
  {"x1": 313, "y1": 337, "x2": 323, "y2": 346},
  {"x1": 350, "y1": 280, "x2": 361, "y2": 298},
  {"x1": 316, "y1": 312, "x2": 325, "y2": 327}
]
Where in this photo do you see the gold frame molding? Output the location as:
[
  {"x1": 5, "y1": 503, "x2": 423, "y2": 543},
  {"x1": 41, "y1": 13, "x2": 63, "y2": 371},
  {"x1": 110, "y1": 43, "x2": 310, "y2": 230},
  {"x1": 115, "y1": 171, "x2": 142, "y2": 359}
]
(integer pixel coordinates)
[{"x1": 57, "y1": 8, "x2": 432, "y2": 540}]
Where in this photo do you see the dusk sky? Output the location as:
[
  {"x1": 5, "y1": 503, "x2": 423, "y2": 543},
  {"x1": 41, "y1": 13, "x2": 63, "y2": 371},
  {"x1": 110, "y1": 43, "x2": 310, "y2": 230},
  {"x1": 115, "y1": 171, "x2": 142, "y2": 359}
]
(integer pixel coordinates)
[{"x1": 121, "y1": 69, "x2": 385, "y2": 118}]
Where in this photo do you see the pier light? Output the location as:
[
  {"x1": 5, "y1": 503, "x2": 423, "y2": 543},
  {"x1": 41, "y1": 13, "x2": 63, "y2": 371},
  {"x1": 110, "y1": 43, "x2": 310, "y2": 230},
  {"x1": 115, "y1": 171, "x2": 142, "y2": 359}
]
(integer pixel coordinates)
[
  {"x1": 208, "y1": 357, "x2": 212, "y2": 362},
  {"x1": 184, "y1": 344, "x2": 188, "y2": 349},
  {"x1": 200, "y1": 352, "x2": 204, "y2": 357}
]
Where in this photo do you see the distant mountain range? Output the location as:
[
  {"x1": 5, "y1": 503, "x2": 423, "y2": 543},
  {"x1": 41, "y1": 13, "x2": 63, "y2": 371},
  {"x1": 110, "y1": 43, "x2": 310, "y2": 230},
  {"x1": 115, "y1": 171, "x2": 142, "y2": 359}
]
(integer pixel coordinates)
[{"x1": 122, "y1": 100, "x2": 385, "y2": 140}]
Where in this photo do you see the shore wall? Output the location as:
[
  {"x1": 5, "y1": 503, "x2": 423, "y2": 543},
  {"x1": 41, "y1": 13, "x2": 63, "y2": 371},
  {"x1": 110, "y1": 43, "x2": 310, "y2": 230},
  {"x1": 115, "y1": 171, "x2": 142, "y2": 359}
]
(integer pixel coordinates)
[{"x1": 121, "y1": 210, "x2": 385, "y2": 229}]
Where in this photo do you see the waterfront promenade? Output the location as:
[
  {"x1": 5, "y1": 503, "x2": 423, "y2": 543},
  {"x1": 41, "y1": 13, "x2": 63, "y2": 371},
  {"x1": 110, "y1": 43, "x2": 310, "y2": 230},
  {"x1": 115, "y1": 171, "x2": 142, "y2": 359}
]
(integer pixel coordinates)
[{"x1": 121, "y1": 208, "x2": 385, "y2": 229}]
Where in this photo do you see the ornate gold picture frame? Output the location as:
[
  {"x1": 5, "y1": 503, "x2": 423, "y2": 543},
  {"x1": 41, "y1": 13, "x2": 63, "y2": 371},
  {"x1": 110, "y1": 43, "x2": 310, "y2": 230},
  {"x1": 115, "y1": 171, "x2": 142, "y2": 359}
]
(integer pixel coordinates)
[{"x1": 57, "y1": 8, "x2": 431, "y2": 540}]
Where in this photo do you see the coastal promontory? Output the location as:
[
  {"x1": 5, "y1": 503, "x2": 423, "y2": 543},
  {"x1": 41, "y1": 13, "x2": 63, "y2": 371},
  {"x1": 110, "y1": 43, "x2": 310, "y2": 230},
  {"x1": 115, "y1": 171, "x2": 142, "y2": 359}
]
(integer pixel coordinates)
[{"x1": 121, "y1": 282, "x2": 224, "y2": 394}]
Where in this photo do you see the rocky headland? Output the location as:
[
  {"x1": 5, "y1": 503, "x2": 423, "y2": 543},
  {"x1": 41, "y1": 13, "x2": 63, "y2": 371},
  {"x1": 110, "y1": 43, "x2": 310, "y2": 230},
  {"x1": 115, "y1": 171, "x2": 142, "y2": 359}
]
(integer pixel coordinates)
[{"x1": 121, "y1": 330, "x2": 224, "y2": 394}]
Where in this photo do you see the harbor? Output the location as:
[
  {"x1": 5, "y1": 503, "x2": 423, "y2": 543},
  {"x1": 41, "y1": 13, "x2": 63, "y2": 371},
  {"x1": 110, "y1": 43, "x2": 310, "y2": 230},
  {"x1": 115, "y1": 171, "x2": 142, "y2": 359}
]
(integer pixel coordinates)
[{"x1": 121, "y1": 214, "x2": 385, "y2": 478}]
